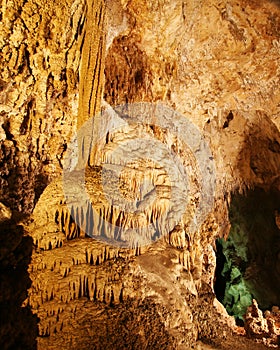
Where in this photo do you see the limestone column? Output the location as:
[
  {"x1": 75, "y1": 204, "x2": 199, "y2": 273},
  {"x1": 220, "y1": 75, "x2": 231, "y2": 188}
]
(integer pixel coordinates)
[{"x1": 76, "y1": 0, "x2": 106, "y2": 168}]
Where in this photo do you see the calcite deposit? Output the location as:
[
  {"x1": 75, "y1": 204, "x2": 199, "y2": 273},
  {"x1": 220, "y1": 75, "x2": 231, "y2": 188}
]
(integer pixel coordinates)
[
  {"x1": 1, "y1": 0, "x2": 280, "y2": 349},
  {"x1": 245, "y1": 300, "x2": 280, "y2": 347}
]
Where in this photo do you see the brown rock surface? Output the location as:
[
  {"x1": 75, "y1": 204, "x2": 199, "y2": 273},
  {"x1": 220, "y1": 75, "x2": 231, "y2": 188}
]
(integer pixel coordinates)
[{"x1": 1, "y1": 0, "x2": 280, "y2": 349}]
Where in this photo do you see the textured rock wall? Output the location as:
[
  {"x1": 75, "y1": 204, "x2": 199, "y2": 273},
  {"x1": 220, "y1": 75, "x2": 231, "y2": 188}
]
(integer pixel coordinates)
[
  {"x1": 1, "y1": 0, "x2": 280, "y2": 349},
  {"x1": 0, "y1": 0, "x2": 82, "y2": 212},
  {"x1": 0, "y1": 0, "x2": 84, "y2": 348}
]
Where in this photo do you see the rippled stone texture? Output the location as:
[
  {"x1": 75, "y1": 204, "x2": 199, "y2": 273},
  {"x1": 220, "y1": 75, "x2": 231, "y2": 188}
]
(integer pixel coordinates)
[{"x1": 1, "y1": 0, "x2": 280, "y2": 349}]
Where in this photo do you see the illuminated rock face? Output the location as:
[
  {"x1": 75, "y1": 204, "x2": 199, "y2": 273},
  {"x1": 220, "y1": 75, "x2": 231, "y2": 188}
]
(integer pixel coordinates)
[{"x1": 1, "y1": 0, "x2": 280, "y2": 349}]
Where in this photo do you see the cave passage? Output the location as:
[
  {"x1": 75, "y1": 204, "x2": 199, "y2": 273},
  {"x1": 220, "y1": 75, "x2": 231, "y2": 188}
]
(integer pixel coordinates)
[{"x1": 214, "y1": 188, "x2": 280, "y2": 324}]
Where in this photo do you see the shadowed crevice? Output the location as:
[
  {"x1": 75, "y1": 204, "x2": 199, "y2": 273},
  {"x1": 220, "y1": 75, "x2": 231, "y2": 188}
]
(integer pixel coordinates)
[
  {"x1": 215, "y1": 188, "x2": 280, "y2": 323},
  {"x1": 0, "y1": 215, "x2": 38, "y2": 350}
]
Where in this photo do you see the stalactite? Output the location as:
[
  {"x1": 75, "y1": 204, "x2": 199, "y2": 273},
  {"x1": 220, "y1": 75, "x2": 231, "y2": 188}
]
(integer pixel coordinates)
[
  {"x1": 78, "y1": 276, "x2": 82, "y2": 298},
  {"x1": 89, "y1": 281, "x2": 95, "y2": 301},
  {"x1": 77, "y1": 0, "x2": 105, "y2": 130}
]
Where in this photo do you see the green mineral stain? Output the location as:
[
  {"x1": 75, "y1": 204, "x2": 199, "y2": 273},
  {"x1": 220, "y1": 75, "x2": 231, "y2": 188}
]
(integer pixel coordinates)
[
  {"x1": 216, "y1": 189, "x2": 280, "y2": 322},
  {"x1": 217, "y1": 212, "x2": 253, "y2": 322}
]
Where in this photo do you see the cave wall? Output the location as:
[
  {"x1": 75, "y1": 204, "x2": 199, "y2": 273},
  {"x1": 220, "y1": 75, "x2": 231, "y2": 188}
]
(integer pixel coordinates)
[
  {"x1": 0, "y1": 0, "x2": 84, "y2": 348},
  {"x1": 0, "y1": 0, "x2": 82, "y2": 213},
  {"x1": 0, "y1": 216, "x2": 38, "y2": 350},
  {"x1": 1, "y1": 0, "x2": 280, "y2": 212},
  {"x1": 1, "y1": 0, "x2": 280, "y2": 349}
]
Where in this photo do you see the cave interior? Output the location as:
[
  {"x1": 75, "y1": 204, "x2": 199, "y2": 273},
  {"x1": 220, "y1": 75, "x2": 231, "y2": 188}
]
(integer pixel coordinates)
[{"x1": 215, "y1": 188, "x2": 280, "y2": 324}]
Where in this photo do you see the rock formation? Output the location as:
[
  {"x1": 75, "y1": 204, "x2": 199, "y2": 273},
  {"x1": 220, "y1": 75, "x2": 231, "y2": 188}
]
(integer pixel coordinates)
[{"x1": 1, "y1": 0, "x2": 280, "y2": 349}]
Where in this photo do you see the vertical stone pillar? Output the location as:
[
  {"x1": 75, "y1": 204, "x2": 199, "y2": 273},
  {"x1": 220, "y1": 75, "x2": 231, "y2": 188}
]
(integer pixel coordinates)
[{"x1": 76, "y1": 0, "x2": 106, "y2": 167}]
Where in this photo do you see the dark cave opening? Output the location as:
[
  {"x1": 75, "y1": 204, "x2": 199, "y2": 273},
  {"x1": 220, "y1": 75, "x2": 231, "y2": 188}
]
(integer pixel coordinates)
[
  {"x1": 0, "y1": 214, "x2": 38, "y2": 349},
  {"x1": 214, "y1": 187, "x2": 280, "y2": 324}
]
